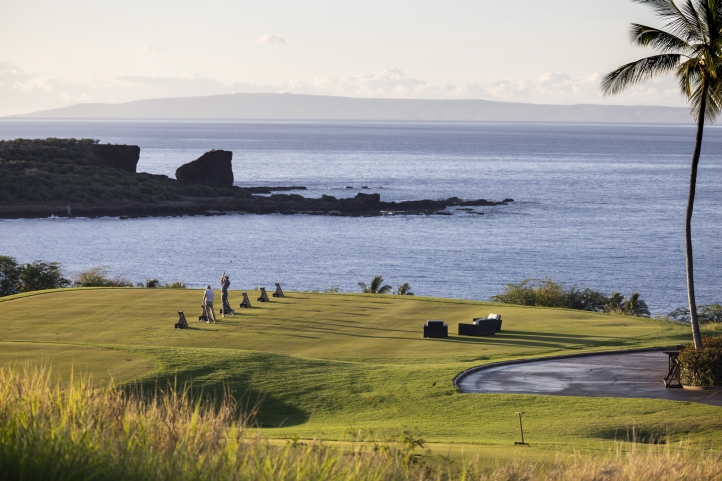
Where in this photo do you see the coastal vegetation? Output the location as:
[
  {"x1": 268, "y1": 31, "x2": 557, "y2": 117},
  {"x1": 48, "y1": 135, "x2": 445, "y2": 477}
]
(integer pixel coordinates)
[
  {"x1": 74, "y1": 266, "x2": 133, "y2": 287},
  {"x1": 489, "y1": 278, "x2": 650, "y2": 316},
  {"x1": 606, "y1": 292, "x2": 651, "y2": 317},
  {"x1": 2, "y1": 260, "x2": 187, "y2": 292},
  {"x1": 602, "y1": 0, "x2": 722, "y2": 348},
  {"x1": 0, "y1": 255, "x2": 69, "y2": 296},
  {"x1": 357, "y1": 276, "x2": 415, "y2": 295},
  {"x1": 397, "y1": 282, "x2": 414, "y2": 296},
  {"x1": 358, "y1": 275, "x2": 393, "y2": 294},
  {"x1": 658, "y1": 303, "x2": 722, "y2": 325}
]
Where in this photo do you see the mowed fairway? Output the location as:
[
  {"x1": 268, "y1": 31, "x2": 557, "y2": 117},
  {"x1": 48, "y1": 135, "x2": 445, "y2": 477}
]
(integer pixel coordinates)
[{"x1": 1, "y1": 288, "x2": 720, "y2": 454}]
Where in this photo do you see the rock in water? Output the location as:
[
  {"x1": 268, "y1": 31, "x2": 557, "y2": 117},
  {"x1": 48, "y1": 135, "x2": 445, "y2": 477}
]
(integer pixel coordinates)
[
  {"x1": 91, "y1": 144, "x2": 140, "y2": 173},
  {"x1": 355, "y1": 193, "x2": 380, "y2": 206},
  {"x1": 175, "y1": 150, "x2": 234, "y2": 188}
]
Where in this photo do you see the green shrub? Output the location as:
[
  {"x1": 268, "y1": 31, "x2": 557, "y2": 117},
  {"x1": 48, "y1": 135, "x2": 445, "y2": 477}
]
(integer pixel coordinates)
[
  {"x1": 74, "y1": 266, "x2": 132, "y2": 288},
  {"x1": 491, "y1": 278, "x2": 610, "y2": 312},
  {"x1": 659, "y1": 304, "x2": 722, "y2": 324},
  {"x1": 19, "y1": 261, "x2": 70, "y2": 292},
  {"x1": 679, "y1": 336, "x2": 722, "y2": 386},
  {"x1": 0, "y1": 256, "x2": 22, "y2": 297},
  {"x1": 491, "y1": 279, "x2": 650, "y2": 315}
]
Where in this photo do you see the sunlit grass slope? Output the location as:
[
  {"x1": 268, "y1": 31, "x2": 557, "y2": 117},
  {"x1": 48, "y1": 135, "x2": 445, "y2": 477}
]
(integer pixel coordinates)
[{"x1": 1, "y1": 288, "x2": 719, "y2": 450}]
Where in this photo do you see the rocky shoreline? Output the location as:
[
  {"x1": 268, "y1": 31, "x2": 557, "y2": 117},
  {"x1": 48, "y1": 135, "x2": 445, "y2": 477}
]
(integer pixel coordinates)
[
  {"x1": 0, "y1": 191, "x2": 512, "y2": 219},
  {"x1": 0, "y1": 139, "x2": 513, "y2": 219}
]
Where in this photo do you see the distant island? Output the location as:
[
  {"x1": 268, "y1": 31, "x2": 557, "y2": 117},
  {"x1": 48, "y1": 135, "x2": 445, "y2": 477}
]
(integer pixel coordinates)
[
  {"x1": 0, "y1": 138, "x2": 511, "y2": 219},
  {"x1": 7, "y1": 92, "x2": 693, "y2": 124}
]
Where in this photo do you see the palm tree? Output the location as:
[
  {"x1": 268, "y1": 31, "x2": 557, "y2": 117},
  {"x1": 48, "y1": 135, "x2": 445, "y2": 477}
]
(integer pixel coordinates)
[
  {"x1": 397, "y1": 283, "x2": 414, "y2": 296},
  {"x1": 606, "y1": 291, "x2": 626, "y2": 314},
  {"x1": 600, "y1": 0, "x2": 722, "y2": 348},
  {"x1": 624, "y1": 292, "x2": 651, "y2": 317},
  {"x1": 358, "y1": 275, "x2": 393, "y2": 294}
]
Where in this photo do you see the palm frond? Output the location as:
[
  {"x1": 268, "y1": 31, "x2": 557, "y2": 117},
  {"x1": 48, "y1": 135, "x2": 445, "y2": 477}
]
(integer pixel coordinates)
[
  {"x1": 358, "y1": 282, "x2": 368, "y2": 293},
  {"x1": 630, "y1": 24, "x2": 692, "y2": 52},
  {"x1": 704, "y1": 75, "x2": 722, "y2": 120},
  {"x1": 679, "y1": 55, "x2": 722, "y2": 122},
  {"x1": 679, "y1": 0, "x2": 706, "y2": 40},
  {"x1": 377, "y1": 284, "x2": 393, "y2": 295},
  {"x1": 625, "y1": 292, "x2": 651, "y2": 317},
  {"x1": 601, "y1": 54, "x2": 682, "y2": 95},
  {"x1": 632, "y1": 0, "x2": 703, "y2": 41},
  {"x1": 370, "y1": 275, "x2": 384, "y2": 293}
]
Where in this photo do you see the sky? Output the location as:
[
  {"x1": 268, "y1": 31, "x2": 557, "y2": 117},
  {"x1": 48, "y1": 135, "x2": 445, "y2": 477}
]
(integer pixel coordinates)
[{"x1": 0, "y1": 0, "x2": 689, "y2": 116}]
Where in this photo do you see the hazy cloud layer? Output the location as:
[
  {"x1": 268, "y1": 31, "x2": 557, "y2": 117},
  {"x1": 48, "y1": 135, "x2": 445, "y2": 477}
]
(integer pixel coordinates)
[
  {"x1": 139, "y1": 45, "x2": 164, "y2": 52},
  {"x1": 0, "y1": 62, "x2": 686, "y2": 117},
  {"x1": 232, "y1": 68, "x2": 685, "y2": 107},
  {"x1": 253, "y1": 34, "x2": 286, "y2": 45}
]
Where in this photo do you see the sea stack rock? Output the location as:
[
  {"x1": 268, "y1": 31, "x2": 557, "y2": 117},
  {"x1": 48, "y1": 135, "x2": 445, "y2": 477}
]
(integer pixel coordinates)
[
  {"x1": 175, "y1": 150, "x2": 234, "y2": 188},
  {"x1": 91, "y1": 144, "x2": 140, "y2": 173}
]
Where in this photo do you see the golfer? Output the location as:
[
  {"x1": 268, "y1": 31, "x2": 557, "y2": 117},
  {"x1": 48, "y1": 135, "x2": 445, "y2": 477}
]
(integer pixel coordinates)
[
  {"x1": 220, "y1": 274, "x2": 233, "y2": 316},
  {"x1": 203, "y1": 285, "x2": 217, "y2": 323}
]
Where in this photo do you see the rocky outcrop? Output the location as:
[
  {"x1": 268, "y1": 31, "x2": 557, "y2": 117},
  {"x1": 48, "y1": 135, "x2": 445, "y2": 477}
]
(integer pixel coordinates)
[
  {"x1": 0, "y1": 193, "x2": 513, "y2": 219},
  {"x1": 91, "y1": 144, "x2": 140, "y2": 173},
  {"x1": 175, "y1": 150, "x2": 234, "y2": 188}
]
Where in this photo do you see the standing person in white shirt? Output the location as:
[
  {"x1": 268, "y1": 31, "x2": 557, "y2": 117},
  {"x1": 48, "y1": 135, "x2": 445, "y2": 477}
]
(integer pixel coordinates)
[{"x1": 203, "y1": 285, "x2": 217, "y2": 323}]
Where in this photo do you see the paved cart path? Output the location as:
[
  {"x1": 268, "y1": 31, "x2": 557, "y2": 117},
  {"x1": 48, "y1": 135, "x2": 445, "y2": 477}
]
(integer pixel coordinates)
[{"x1": 457, "y1": 351, "x2": 722, "y2": 406}]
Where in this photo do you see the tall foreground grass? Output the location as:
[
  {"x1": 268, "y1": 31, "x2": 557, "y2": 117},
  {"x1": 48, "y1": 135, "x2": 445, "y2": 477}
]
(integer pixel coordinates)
[{"x1": 1, "y1": 366, "x2": 721, "y2": 481}]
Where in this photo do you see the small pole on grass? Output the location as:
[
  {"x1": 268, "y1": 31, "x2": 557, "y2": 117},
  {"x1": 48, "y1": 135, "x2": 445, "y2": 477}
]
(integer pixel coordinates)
[{"x1": 514, "y1": 412, "x2": 529, "y2": 445}]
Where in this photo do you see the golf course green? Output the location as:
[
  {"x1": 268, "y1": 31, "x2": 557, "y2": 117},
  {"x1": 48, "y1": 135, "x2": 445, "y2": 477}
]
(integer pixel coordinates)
[{"x1": 1, "y1": 287, "x2": 720, "y2": 458}]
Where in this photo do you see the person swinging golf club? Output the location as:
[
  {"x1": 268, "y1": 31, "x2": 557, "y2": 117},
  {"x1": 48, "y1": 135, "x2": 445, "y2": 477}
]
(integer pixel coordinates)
[
  {"x1": 220, "y1": 272, "x2": 234, "y2": 317},
  {"x1": 203, "y1": 285, "x2": 217, "y2": 324}
]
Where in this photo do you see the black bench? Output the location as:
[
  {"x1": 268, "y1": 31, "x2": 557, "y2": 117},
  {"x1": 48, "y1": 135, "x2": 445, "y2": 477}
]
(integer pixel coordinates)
[
  {"x1": 458, "y1": 314, "x2": 502, "y2": 337},
  {"x1": 472, "y1": 314, "x2": 502, "y2": 333},
  {"x1": 424, "y1": 320, "x2": 448, "y2": 338}
]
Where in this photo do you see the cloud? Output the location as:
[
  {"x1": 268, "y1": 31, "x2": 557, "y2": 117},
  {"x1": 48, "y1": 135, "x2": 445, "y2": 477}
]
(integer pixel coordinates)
[
  {"x1": 253, "y1": 34, "x2": 286, "y2": 45},
  {"x1": 139, "y1": 45, "x2": 164, "y2": 52},
  {"x1": 467, "y1": 72, "x2": 683, "y2": 106},
  {"x1": 0, "y1": 61, "x2": 24, "y2": 74},
  {"x1": 231, "y1": 67, "x2": 452, "y2": 99}
]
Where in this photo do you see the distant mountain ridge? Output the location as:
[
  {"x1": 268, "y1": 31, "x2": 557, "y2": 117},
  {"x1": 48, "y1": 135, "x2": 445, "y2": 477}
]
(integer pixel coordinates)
[{"x1": 9, "y1": 93, "x2": 693, "y2": 124}]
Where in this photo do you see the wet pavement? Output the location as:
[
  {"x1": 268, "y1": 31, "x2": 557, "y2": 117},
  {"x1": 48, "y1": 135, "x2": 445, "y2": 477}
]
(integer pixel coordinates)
[{"x1": 456, "y1": 351, "x2": 722, "y2": 406}]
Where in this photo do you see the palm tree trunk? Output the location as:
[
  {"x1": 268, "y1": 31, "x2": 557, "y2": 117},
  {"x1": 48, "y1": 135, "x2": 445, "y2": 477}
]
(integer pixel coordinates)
[{"x1": 686, "y1": 76, "x2": 708, "y2": 350}]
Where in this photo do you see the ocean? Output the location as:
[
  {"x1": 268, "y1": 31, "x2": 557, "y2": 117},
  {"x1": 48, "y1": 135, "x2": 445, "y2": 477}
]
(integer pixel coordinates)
[{"x1": 1, "y1": 120, "x2": 720, "y2": 313}]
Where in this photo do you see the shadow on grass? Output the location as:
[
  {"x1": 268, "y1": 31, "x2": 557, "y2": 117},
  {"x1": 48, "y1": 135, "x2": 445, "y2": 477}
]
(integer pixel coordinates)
[
  {"x1": 436, "y1": 332, "x2": 626, "y2": 349},
  {"x1": 126, "y1": 356, "x2": 310, "y2": 429},
  {"x1": 593, "y1": 425, "x2": 670, "y2": 445}
]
